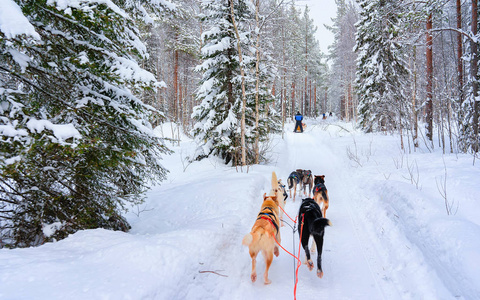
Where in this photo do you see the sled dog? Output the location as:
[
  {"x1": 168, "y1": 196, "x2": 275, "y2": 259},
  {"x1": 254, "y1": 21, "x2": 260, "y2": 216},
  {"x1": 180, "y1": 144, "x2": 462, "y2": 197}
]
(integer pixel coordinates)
[
  {"x1": 312, "y1": 175, "x2": 329, "y2": 217},
  {"x1": 287, "y1": 170, "x2": 302, "y2": 201},
  {"x1": 301, "y1": 169, "x2": 314, "y2": 197},
  {"x1": 298, "y1": 197, "x2": 331, "y2": 278},
  {"x1": 242, "y1": 194, "x2": 281, "y2": 284}
]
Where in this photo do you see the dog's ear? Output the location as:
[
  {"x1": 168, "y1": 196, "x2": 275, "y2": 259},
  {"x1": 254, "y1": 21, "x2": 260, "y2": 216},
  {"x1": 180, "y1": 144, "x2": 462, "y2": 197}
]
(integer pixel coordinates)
[
  {"x1": 271, "y1": 195, "x2": 278, "y2": 204},
  {"x1": 321, "y1": 175, "x2": 325, "y2": 180},
  {"x1": 263, "y1": 193, "x2": 267, "y2": 199}
]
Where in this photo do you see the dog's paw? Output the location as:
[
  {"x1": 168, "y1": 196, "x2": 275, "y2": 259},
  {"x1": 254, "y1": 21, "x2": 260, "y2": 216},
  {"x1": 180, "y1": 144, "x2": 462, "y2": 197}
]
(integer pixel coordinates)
[
  {"x1": 317, "y1": 269, "x2": 324, "y2": 278},
  {"x1": 307, "y1": 260, "x2": 314, "y2": 271},
  {"x1": 274, "y1": 246, "x2": 279, "y2": 257},
  {"x1": 264, "y1": 278, "x2": 272, "y2": 285},
  {"x1": 251, "y1": 272, "x2": 257, "y2": 283}
]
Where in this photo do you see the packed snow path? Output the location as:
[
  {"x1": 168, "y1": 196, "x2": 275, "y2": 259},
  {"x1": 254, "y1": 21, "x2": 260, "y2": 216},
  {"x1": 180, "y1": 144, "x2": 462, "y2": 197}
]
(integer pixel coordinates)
[{"x1": 1, "y1": 119, "x2": 479, "y2": 299}]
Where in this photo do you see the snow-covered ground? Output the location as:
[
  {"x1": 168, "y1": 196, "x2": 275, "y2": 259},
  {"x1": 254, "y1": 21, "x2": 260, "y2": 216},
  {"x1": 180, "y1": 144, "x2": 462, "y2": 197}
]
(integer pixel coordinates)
[{"x1": 1, "y1": 119, "x2": 479, "y2": 299}]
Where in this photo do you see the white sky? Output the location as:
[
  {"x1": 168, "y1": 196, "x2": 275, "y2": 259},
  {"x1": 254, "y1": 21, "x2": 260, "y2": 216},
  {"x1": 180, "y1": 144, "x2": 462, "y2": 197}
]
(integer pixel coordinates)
[{"x1": 297, "y1": 0, "x2": 337, "y2": 55}]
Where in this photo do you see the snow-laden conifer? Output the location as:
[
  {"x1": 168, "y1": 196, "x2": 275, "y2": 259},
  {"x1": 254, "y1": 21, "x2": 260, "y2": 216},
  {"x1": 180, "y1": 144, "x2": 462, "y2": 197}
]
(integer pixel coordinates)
[
  {"x1": 0, "y1": 0, "x2": 173, "y2": 247},
  {"x1": 354, "y1": 0, "x2": 410, "y2": 133},
  {"x1": 192, "y1": 0, "x2": 260, "y2": 165}
]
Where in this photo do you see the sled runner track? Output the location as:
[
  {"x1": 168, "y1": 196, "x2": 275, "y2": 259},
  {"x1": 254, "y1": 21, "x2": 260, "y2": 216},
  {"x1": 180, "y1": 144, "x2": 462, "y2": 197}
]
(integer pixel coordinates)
[{"x1": 343, "y1": 190, "x2": 387, "y2": 299}]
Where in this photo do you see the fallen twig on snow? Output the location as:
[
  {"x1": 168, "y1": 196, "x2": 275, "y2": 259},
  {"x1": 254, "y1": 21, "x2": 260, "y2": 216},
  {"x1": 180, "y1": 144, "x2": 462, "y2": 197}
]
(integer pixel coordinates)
[{"x1": 199, "y1": 270, "x2": 228, "y2": 277}]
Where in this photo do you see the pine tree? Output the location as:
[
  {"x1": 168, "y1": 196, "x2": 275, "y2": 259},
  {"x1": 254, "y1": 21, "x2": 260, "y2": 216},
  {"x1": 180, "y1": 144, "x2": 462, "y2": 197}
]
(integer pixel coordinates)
[
  {"x1": 354, "y1": 0, "x2": 410, "y2": 133},
  {"x1": 459, "y1": 0, "x2": 480, "y2": 153},
  {"x1": 0, "y1": 0, "x2": 172, "y2": 247},
  {"x1": 192, "y1": 0, "x2": 258, "y2": 165}
]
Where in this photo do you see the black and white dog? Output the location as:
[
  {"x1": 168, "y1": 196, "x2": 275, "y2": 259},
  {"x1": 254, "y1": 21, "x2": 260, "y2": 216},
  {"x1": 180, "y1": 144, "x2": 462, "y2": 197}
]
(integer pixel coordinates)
[{"x1": 298, "y1": 198, "x2": 331, "y2": 278}]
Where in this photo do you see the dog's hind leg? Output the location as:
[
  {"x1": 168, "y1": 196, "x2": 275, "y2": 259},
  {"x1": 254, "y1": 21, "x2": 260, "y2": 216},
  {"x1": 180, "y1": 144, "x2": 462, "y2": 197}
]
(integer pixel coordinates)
[
  {"x1": 322, "y1": 200, "x2": 329, "y2": 218},
  {"x1": 293, "y1": 184, "x2": 296, "y2": 202},
  {"x1": 301, "y1": 234, "x2": 314, "y2": 271},
  {"x1": 313, "y1": 233, "x2": 325, "y2": 278},
  {"x1": 262, "y1": 250, "x2": 274, "y2": 285},
  {"x1": 249, "y1": 250, "x2": 258, "y2": 282}
]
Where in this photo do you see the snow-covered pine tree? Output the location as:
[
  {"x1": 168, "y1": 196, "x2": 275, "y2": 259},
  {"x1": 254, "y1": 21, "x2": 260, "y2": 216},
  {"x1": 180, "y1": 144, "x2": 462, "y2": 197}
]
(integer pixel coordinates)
[
  {"x1": 0, "y1": 0, "x2": 172, "y2": 247},
  {"x1": 459, "y1": 1, "x2": 480, "y2": 154},
  {"x1": 192, "y1": 0, "x2": 258, "y2": 165},
  {"x1": 354, "y1": 0, "x2": 410, "y2": 133}
]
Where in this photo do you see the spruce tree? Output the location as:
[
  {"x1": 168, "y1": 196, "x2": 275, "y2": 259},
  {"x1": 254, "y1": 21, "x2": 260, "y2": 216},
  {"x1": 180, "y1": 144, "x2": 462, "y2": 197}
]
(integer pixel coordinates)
[
  {"x1": 354, "y1": 0, "x2": 410, "y2": 132},
  {"x1": 192, "y1": 0, "x2": 257, "y2": 165},
  {"x1": 0, "y1": 0, "x2": 171, "y2": 247}
]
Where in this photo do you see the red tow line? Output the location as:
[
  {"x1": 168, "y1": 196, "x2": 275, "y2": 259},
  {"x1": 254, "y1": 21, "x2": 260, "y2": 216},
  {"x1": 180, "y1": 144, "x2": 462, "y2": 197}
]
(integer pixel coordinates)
[{"x1": 265, "y1": 213, "x2": 305, "y2": 300}]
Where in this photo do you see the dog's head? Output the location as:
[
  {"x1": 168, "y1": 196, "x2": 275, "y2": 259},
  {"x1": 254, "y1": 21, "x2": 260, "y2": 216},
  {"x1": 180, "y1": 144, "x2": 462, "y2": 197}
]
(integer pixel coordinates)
[
  {"x1": 263, "y1": 193, "x2": 278, "y2": 205},
  {"x1": 262, "y1": 193, "x2": 279, "y2": 214},
  {"x1": 296, "y1": 169, "x2": 304, "y2": 179},
  {"x1": 314, "y1": 175, "x2": 325, "y2": 185}
]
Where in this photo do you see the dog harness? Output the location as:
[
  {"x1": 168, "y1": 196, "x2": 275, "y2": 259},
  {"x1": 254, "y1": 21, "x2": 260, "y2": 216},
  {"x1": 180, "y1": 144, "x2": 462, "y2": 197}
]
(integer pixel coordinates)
[
  {"x1": 313, "y1": 183, "x2": 326, "y2": 193},
  {"x1": 257, "y1": 207, "x2": 279, "y2": 233},
  {"x1": 278, "y1": 182, "x2": 288, "y2": 202},
  {"x1": 288, "y1": 173, "x2": 300, "y2": 183}
]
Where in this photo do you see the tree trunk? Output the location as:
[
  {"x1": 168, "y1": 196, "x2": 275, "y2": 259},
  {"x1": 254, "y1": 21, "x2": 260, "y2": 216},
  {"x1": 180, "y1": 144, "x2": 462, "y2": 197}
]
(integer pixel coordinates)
[
  {"x1": 412, "y1": 45, "x2": 419, "y2": 148},
  {"x1": 291, "y1": 81, "x2": 296, "y2": 119},
  {"x1": 253, "y1": 0, "x2": 261, "y2": 164},
  {"x1": 472, "y1": 0, "x2": 479, "y2": 152},
  {"x1": 281, "y1": 25, "x2": 286, "y2": 137},
  {"x1": 173, "y1": 48, "x2": 179, "y2": 123},
  {"x1": 457, "y1": 0, "x2": 464, "y2": 105},
  {"x1": 230, "y1": 0, "x2": 247, "y2": 166},
  {"x1": 304, "y1": 18, "x2": 308, "y2": 117},
  {"x1": 426, "y1": 13, "x2": 434, "y2": 143}
]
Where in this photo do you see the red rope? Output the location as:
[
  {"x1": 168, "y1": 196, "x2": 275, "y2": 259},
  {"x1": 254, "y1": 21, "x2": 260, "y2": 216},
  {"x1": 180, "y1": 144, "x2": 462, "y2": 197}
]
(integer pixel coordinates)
[
  {"x1": 294, "y1": 213, "x2": 305, "y2": 299},
  {"x1": 264, "y1": 213, "x2": 305, "y2": 300},
  {"x1": 278, "y1": 203, "x2": 298, "y2": 224}
]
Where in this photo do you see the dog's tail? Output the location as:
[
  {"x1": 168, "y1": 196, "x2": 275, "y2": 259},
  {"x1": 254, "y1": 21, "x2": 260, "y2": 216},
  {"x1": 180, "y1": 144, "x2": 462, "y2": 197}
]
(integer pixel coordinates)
[
  {"x1": 242, "y1": 233, "x2": 253, "y2": 246},
  {"x1": 287, "y1": 177, "x2": 293, "y2": 190},
  {"x1": 242, "y1": 231, "x2": 270, "y2": 247},
  {"x1": 271, "y1": 171, "x2": 279, "y2": 190},
  {"x1": 312, "y1": 218, "x2": 332, "y2": 233}
]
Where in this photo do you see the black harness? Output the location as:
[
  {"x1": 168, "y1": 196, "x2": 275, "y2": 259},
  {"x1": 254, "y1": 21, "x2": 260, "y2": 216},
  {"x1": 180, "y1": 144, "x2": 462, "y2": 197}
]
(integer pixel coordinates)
[
  {"x1": 256, "y1": 207, "x2": 279, "y2": 233},
  {"x1": 288, "y1": 172, "x2": 300, "y2": 184},
  {"x1": 278, "y1": 182, "x2": 288, "y2": 202}
]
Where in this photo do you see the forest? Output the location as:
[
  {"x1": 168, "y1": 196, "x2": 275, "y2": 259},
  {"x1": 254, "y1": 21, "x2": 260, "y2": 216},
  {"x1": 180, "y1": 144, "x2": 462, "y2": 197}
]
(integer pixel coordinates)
[{"x1": 0, "y1": 0, "x2": 479, "y2": 248}]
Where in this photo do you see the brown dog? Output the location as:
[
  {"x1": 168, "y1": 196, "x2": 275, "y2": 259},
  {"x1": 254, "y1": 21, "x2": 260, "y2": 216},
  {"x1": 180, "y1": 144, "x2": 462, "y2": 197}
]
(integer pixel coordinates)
[
  {"x1": 301, "y1": 169, "x2": 313, "y2": 197},
  {"x1": 312, "y1": 175, "x2": 329, "y2": 217},
  {"x1": 242, "y1": 193, "x2": 281, "y2": 284}
]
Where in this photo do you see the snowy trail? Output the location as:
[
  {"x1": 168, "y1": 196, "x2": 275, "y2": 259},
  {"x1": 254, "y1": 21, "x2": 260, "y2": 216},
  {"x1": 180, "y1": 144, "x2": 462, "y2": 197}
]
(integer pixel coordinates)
[
  {"x1": 1, "y1": 119, "x2": 479, "y2": 299},
  {"x1": 276, "y1": 124, "x2": 385, "y2": 299}
]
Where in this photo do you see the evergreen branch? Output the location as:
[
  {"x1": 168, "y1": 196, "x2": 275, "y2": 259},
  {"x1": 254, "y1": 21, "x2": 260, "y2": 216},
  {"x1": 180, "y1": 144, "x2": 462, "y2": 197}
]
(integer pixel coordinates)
[{"x1": 0, "y1": 65, "x2": 159, "y2": 140}]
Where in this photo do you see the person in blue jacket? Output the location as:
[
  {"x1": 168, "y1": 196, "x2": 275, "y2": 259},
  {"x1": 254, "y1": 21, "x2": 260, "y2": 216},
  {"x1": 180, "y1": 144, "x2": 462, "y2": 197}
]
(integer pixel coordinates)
[{"x1": 294, "y1": 111, "x2": 303, "y2": 133}]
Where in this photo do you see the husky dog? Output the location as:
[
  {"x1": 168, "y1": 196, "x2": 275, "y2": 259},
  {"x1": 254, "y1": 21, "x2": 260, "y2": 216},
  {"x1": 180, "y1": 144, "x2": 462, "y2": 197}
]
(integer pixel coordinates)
[
  {"x1": 298, "y1": 197, "x2": 331, "y2": 278},
  {"x1": 242, "y1": 194, "x2": 281, "y2": 284},
  {"x1": 312, "y1": 175, "x2": 329, "y2": 217},
  {"x1": 287, "y1": 170, "x2": 302, "y2": 201}
]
